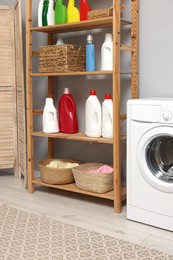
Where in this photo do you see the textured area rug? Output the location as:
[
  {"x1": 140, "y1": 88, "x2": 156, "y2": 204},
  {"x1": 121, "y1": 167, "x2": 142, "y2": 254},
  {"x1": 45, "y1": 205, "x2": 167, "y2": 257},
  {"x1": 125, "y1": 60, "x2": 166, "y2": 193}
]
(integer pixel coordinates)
[{"x1": 0, "y1": 205, "x2": 172, "y2": 260}]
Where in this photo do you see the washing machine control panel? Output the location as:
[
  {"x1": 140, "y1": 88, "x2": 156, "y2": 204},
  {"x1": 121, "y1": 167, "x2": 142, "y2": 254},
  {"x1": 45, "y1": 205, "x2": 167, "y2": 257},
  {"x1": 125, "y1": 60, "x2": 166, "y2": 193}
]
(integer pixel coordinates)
[{"x1": 161, "y1": 106, "x2": 173, "y2": 122}]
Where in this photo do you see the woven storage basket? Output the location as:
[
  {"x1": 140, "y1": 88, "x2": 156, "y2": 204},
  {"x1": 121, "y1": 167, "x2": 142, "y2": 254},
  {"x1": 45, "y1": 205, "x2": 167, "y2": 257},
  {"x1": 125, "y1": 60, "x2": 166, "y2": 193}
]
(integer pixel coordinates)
[
  {"x1": 39, "y1": 159, "x2": 80, "y2": 185},
  {"x1": 39, "y1": 44, "x2": 86, "y2": 73},
  {"x1": 72, "y1": 163, "x2": 113, "y2": 193},
  {"x1": 88, "y1": 7, "x2": 113, "y2": 20}
]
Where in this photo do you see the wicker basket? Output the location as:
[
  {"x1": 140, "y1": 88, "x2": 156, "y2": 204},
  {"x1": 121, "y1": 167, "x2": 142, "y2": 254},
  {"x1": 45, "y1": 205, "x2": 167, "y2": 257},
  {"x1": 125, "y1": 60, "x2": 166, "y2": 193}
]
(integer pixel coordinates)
[
  {"x1": 72, "y1": 163, "x2": 113, "y2": 194},
  {"x1": 88, "y1": 7, "x2": 113, "y2": 20},
  {"x1": 39, "y1": 159, "x2": 80, "y2": 185},
  {"x1": 39, "y1": 44, "x2": 86, "y2": 73}
]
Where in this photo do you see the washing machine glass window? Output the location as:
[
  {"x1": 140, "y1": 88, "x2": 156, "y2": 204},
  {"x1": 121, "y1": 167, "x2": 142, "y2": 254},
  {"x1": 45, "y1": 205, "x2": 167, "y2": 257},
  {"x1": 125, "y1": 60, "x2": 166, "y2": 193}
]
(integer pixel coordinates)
[
  {"x1": 146, "y1": 136, "x2": 173, "y2": 183},
  {"x1": 136, "y1": 126, "x2": 173, "y2": 192}
]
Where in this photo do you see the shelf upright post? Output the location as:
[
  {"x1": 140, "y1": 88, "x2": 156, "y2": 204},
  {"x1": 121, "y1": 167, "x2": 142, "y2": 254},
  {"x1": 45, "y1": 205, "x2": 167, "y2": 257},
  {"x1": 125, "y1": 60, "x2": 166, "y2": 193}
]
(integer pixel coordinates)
[
  {"x1": 26, "y1": 0, "x2": 34, "y2": 192},
  {"x1": 131, "y1": 0, "x2": 138, "y2": 98},
  {"x1": 112, "y1": 0, "x2": 121, "y2": 213},
  {"x1": 47, "y1": 33, "x2": 54, "y2": 159}
]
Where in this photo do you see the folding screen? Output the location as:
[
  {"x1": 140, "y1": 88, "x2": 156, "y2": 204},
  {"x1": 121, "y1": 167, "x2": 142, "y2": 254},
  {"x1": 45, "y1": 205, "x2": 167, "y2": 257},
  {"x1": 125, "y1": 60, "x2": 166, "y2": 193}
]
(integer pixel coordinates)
[{"x1": 0, "y1": 0, "x2": 26, "y2": 184}]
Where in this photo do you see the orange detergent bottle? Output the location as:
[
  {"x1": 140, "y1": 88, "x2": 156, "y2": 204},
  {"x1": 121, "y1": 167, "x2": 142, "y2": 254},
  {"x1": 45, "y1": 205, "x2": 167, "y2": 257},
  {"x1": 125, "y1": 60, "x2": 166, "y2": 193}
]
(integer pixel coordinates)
[
  {"x1": 67, "y1": 0, "x2": 80, "y2": 23},
  {"x1": 80, "y1": 0, "x2": 91, "y2": 21}
]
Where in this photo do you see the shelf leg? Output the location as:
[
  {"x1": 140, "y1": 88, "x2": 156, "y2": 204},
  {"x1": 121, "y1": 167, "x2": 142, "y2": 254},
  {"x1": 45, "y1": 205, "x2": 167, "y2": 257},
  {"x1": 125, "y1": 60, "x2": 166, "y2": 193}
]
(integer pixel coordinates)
[
  {"x1": 113, "y1": 0, "x2": 122, "y2": 213},
  {"x1": 131, "y1": 0, "x2": 139, "y2": 99}
]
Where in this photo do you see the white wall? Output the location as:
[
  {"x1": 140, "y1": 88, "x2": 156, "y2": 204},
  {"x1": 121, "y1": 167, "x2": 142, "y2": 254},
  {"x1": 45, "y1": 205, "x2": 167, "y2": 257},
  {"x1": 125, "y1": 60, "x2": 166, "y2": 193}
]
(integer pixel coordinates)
[
  {"x1": 1, "y1": 0, "x2": 173, "y2": 174},
  {"x1": 139, "y1": 0, "x2": 173, "y2": 97}
]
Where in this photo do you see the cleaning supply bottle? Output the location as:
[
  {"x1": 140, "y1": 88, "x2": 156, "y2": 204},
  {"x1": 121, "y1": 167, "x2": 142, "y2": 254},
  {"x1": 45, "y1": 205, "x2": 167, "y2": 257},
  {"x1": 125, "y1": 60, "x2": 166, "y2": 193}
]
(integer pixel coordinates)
[
  {"x1": 58, "y1": 88, "x2": 78, "y2": 133},
  {"x1": 85, "y1": 90, "x2": 101, "y2": 137},
  {"x1": 56, "y1": 37, "x2": 64, "y2": 45},
  {"x1": 80, "y1": 0, "x2": 91, "y2": 21},
  {"x1": 101, "y1": 33, "x2": 113, "y2": 70},
  {"x1": 42, "y1": 0, "x2": 49, "y2": 26},
  {"x1": 67, "y1": 0, "x2": 80, "y2": 23},
  {"x1": 86, "y1": 35, "x2": 95, "y2": 72},
  {"x1": 55, "y1": 0, "x2": 67, "y2": 24},
  {"x1": 43, "y1": 98, "x2": 59, "y2": 133},
  {"x1": 47, "y1": 0, "x2": 55, "y2": 25},
  {"x1": 102, "y1": 94, "x2": 113, "y2": 138},
  {"x1": 38, "y1": 0, "x2": 45, "y2": 27}
]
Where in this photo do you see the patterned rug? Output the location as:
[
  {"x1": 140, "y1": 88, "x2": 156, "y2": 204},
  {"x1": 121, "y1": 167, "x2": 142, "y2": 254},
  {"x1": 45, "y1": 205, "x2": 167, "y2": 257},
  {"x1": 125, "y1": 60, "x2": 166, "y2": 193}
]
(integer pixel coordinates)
[{"x1": 0, "y1": 205, "x2": 172, "y2": 260}]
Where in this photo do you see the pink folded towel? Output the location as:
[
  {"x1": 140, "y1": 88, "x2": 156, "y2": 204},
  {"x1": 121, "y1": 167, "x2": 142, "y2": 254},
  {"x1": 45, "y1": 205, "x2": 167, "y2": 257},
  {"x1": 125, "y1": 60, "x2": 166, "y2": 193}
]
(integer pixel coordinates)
[{"x1": 89, "y1": 165, "x2": 113, "y2": 173}]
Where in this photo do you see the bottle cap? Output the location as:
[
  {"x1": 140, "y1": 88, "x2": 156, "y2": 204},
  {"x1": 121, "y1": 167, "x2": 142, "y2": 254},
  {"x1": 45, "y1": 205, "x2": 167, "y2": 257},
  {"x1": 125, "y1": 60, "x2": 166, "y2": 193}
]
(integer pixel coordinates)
[
  {"x1": 56, "y1": 37, "x2": 64, "y2": 45},
  {"x1": 104, "y1": 93, "x2": 112, "y2": 99},
  {"x1": 64, "y1": 88, "x2": 70, "y2": 94},
  {"x1": 87, "y1": 35, "x2": 93, "y2": 43},
  {"x1": 89, "y1": 90, "x2": 96, "y2": 95}
]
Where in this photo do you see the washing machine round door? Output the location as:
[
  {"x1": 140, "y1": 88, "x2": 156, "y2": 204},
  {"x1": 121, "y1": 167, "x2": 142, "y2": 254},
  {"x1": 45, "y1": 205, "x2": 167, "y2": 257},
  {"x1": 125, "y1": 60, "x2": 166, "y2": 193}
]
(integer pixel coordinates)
[{"x1": 137, "y1": 126, "x2": 173, "y2": 192}]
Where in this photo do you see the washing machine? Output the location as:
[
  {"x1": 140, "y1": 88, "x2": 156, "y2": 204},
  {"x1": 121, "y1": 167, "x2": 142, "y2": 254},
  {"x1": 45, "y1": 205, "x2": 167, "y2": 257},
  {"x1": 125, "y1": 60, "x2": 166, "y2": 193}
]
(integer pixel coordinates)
[{"x1": 127, "y1": 98, "x2": 173, "y2": 231}]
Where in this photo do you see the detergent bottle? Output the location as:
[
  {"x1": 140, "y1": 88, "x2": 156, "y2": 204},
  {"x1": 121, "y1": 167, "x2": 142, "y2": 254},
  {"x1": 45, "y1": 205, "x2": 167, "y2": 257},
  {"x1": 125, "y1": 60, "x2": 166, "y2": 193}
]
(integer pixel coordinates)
[
  {"x1": 38, "y1": 0, "x2": 44, "y2": 27},
  {"x1": 85, "y1": 90, "x2": 101, "y2": 137},
  {"x1": 58, "y1": 88, "x2": 78, "y2": 133},
  {"x1": 47, "y1": 0, "x2": 55, "y2": 25},
  {"x1": 102, "y1": 94, "x2": 113, "y2": 138},
  {"x1": 80, "y1": 0, "x2": 91, "y2": 21},
  {"x1": 55, "y1": 0, "x2": 67, "y2": 24},
  {"x1": 42, "y1": 0, "x2": 49, "y2": 26},
  {"x1": 43, "y1": 98, "x2": 59, "y2": 133},
  {"x1": 67, "y1": 0, "x2": 80, "y2": 23},
  {"x1": 101, "y1": 33, "x2": 113, "y2": 70}
]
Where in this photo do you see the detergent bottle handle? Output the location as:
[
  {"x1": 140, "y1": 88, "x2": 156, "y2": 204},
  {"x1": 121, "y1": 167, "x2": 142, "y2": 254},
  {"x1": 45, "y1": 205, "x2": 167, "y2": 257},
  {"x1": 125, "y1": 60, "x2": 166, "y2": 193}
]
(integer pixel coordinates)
[
  {"x1": 48, "y1": 111, "x2": 56, "y2": 122},
  {"x1": 64, "y1": 95, "x2": 76, "y2": 115}
]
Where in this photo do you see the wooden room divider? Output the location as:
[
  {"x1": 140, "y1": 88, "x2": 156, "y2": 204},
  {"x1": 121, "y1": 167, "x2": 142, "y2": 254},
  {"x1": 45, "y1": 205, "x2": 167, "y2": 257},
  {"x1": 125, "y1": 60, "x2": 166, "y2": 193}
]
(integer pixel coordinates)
[{"x1": 0, "y1": 0, "x2": 26, "y2": 185}]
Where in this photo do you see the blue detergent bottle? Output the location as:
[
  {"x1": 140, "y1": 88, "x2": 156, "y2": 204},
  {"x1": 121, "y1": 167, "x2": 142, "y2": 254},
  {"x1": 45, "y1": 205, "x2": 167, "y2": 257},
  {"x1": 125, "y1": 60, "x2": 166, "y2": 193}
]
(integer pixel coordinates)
[{"x1": 86, "y1": 35, "x2": 95, "y2": 71}]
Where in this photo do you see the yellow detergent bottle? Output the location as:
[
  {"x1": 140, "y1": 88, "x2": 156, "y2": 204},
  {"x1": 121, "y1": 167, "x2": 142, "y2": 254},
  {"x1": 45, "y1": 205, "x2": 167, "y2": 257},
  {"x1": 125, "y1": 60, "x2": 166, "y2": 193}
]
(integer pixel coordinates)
[{"x1": 67, "y1": 0, "x2": 80, "y2": 23}]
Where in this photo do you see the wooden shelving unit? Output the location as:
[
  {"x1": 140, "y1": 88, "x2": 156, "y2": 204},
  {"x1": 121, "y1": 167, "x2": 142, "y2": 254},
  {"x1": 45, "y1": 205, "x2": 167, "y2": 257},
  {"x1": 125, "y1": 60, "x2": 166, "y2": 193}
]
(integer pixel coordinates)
[{"x1": 26, "y1": 0, "x2": 138, "y2": 213}]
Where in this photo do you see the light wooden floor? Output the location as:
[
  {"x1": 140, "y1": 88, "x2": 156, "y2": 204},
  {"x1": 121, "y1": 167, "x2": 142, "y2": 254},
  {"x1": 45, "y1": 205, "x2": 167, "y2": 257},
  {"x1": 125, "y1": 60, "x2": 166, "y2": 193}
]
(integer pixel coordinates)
[{"x1": 0, "y1": 171, "x2": 173, "y2": 256}]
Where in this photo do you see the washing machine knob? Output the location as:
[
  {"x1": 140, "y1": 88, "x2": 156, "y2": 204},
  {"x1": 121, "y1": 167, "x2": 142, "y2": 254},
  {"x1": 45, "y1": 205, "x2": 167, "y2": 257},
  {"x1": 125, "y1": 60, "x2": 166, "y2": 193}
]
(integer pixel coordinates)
[{"x1": 162, "y1": 111, "x2": 173, "y2": 121}]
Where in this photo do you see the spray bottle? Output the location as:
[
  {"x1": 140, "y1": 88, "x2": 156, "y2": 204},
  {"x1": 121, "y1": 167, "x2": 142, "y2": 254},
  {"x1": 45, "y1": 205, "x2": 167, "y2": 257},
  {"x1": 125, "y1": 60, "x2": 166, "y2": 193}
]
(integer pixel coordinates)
[
  {"x1": 55, "y1": 0, "x2": 67, "y2": 24},
  {"x1": 38, "y1": 0, "x2": 45, "y2": 27},
  {"x1": 42, "y1": 0, "x2": 49, "y2": 26},
  {"x1": 47, "y1": 0, "x2": 55, "y2": 25},
  {"x1": 67, "y1": 0, "x2": 80, "y2": 23},
  {"x1": 80, "y1": 0, "x2": 91, "y2": 21}
]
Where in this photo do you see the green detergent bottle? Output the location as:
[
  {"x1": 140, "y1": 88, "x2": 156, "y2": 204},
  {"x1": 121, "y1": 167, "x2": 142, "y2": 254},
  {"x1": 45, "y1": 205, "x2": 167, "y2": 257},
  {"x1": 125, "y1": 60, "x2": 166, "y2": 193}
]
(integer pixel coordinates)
[
  {"x1": 55, "y1": 0, "x2": 67, "y2": 24},
  {"x1": 42, "y1": 0, "x2": 49, "y2": 26}
]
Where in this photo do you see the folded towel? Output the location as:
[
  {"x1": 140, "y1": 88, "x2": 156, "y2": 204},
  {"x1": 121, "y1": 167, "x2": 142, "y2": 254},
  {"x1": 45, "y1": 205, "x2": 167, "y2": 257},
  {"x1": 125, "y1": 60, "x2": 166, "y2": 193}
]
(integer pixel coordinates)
[{"x1": 89, "y1": 165, "x2": 113, "y2": 173}]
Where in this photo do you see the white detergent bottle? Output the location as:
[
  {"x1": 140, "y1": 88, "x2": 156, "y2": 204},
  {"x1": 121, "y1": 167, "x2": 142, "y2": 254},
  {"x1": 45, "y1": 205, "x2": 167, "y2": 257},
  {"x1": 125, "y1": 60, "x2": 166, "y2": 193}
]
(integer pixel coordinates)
[
  {"x1": 47, "y1": 0, "x2": 55, "y2": 26},
  {"x1": 85, "y1": 90, "x2": 101, "y2": 137},
  {"x1": 101, "y1": 33, "x2": 113, "y2": 71},
  {"x1": 43, "y1": 98, "x2": 59, "y2": 133},
  {"x1": 38, "y1": 0, "x2": 45, "y2": 27},
  {"x1": 102, "y1": 94, "x2": 113, "y2": 138}
]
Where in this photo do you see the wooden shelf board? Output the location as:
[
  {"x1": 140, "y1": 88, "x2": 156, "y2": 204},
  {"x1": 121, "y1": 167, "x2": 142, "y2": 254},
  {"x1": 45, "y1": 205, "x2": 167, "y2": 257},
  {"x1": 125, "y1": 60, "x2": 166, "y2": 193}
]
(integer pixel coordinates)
[
  {"x1": 31, "y1": 17, "x2": 112, "y2": 33},
  {"x1": 31, "y1": 131, "x2": 126, "y2": 143},
  {"x1": 31, "y1": 17, "x2": 132, "y2": 34},
  {"x1": 32, "y1": 178, "x2": 126, "y2": 201},
  {"x1": 31, "y1": 71, "x2": 113, "y2": 77}
]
